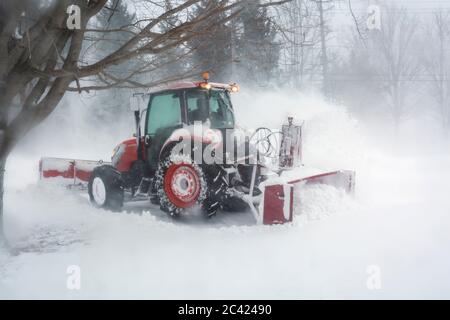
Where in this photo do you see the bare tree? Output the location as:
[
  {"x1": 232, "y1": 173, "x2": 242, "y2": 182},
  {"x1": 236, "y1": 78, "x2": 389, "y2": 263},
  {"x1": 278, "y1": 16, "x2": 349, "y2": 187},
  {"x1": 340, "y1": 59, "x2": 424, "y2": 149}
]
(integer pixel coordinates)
[
  {"x1": 275, "y1": 0, "x2": 321, "y2": 89},
  {"x1": 316, "y1": 0, "x2": 329, "y2": 96},
  {"x1": 0, "y1": 0, "x2": 233, "y2": 245},
  {"x1": 367, "y1": 7, "x2": 421, "y2": 130},
  {"x1": 423, "y1": 10, "x2": 450, "y2": 136},
  {"x1": 0, "y1": 0, "x2": 293, "y2": 245}
]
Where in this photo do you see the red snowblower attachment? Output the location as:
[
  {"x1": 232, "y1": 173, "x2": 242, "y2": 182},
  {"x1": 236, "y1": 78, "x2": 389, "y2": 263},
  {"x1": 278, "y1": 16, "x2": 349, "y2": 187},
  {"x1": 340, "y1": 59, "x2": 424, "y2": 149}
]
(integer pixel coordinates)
[
  {"x1": 246, "y1": 117, "x2": 355, "y2": 225},
  {"x1": 254, "y1": 170, "x2": 355, "y2": 225}
]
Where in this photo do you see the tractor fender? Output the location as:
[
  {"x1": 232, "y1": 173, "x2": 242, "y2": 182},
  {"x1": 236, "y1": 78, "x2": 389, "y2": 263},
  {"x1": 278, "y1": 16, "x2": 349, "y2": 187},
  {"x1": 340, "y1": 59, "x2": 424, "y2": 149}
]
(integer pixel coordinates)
[
  {"x1": 159, "y1": 125, "x2": 223, "y2": 161},
  {"x1": 112, "y1": 138, "x2": 145, "y2": 172}
]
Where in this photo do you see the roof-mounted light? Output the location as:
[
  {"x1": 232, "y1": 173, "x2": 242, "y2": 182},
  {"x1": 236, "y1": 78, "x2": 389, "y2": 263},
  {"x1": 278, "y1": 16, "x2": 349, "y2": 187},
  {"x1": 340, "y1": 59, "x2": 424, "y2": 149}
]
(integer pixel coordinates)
[
  {"x1": 202, "y1": 71, "x2": 210, "y2": 82},
  {"x1": 199, "y1": 82, "x2": 212, "y2": 90},
  {"x1": 198, "y1": 71, "x2": 212, "y2": 90},
  {"x1": 228, "y1": 83, "x2": 240, "y2": 93}
]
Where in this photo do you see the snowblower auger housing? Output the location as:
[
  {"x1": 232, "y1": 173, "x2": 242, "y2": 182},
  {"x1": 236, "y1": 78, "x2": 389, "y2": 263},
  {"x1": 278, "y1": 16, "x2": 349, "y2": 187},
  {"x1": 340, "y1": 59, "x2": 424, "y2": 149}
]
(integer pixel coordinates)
[{"x1": 39, "y1": 73, "x2": 355, "y2": 224}]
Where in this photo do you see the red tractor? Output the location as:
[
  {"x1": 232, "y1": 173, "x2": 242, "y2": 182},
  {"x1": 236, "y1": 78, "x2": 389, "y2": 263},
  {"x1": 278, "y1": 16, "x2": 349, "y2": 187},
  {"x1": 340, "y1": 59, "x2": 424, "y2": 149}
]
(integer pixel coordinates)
[{"x1": 40, "y1": 74, "x2": 355, "y2": 224}]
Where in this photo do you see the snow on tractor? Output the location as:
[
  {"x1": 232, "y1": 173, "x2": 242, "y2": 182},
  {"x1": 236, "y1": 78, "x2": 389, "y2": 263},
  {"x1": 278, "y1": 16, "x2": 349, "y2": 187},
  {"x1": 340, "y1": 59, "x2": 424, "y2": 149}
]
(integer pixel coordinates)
[{"x1": 39, "y1": 73, "x2": 355, "y2": 225}]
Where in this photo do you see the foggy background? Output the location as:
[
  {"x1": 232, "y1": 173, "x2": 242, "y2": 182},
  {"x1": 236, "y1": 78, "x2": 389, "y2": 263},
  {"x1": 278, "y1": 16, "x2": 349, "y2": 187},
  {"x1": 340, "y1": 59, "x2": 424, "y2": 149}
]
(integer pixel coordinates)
[
  {"x1": 2, "y1": 0, "x2": 450, "y2": 299},
  {"x1": 18, "y1": 0, "x2": 450, "y2": 153}
]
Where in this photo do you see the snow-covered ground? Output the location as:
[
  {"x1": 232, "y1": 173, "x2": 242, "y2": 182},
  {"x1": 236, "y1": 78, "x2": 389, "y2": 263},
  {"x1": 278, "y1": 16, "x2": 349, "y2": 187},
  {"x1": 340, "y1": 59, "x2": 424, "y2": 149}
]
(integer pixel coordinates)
[{"x1": 1, "y1": 91, "x2": 450, "y2": 299}]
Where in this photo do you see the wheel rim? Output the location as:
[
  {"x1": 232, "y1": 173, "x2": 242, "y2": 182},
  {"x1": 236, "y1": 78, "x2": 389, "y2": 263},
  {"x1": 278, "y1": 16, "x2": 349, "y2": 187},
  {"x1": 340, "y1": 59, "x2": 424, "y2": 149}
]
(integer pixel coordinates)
[
  {"x1": 164, "y1": 163, "x2": 201, "y2": 209},
  {"x1": 92, "y1": 177, "x2": 107, "y2": 206}
]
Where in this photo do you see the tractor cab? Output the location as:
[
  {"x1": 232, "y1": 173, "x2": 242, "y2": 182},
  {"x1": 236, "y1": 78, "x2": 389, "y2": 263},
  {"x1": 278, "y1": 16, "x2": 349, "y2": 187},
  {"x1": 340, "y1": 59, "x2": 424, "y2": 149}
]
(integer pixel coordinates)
[
  {"x1": 145, "y1": 82, "x2": 237, "y2": 132},
  {"x1": 142, "y1": 75, "x2": 240, "y2": 172}
]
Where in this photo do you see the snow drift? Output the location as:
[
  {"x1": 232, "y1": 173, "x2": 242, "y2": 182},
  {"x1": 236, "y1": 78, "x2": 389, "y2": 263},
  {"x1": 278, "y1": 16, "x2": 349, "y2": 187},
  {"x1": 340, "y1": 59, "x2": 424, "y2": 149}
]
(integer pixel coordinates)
[{"x1": 1, "y1": 90, "x2": 450, "y2": 299}]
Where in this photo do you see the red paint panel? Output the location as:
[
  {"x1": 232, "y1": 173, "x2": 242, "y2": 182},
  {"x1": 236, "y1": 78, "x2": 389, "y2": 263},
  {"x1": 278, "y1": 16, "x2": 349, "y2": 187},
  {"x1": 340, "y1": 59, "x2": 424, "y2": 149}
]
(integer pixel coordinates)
[
  {"x1": 75, "y1": 169, "x2": 92, "y2": 182},
  {"x1": 114, "y1": 139, "x2": 139, "y2": 172},
  {"x1": 42, "y1": 162, "x2": 75, "y2": 179},
  {"x1": 263, "y1": 184, "x2": 293, "y2": 225},
  {"x1": 40, "y1": 158, "x2": 108, "y2": 184}
]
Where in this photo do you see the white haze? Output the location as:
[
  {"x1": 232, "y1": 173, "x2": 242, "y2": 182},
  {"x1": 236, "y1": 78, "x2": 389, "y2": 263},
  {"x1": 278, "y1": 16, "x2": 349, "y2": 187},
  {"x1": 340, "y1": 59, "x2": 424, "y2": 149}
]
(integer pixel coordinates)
[{"x1": 1, "y1": 88, "x2": 450, "y2": 299}]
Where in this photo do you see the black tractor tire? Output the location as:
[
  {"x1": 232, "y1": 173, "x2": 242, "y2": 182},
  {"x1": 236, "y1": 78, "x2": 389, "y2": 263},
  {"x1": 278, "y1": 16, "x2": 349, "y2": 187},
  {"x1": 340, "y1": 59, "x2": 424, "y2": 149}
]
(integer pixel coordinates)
[
  {"x1": 149, "y1": 181, "x2": 160, "y2": 205},
  {"x1": 154, "y1": 154, "x2": 228, "y2": 218},
  {"x1": 88, "y1": 165, "x2": 124, "y2": 211},
  {"x1": 154, "y1": 155, "x2": 207, "y2": 217},
  {"x1": 201, "y1": 164, "x2": 228, "y2": 217},
  {"x1": 155, "y1": 140, "x2": 230, "y2": 218}
]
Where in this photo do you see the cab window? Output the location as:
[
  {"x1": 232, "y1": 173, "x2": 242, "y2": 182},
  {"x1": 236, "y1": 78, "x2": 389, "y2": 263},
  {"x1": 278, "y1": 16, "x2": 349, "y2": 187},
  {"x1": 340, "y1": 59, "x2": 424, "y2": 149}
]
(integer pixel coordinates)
[
  {"x1": 147, "y1": 93, "x2": 182, "y2": 136},
  {"x1": 186, "y1": 91, "x2": 208, "y2": 125},
  {"x1": 186, "y1": 89, "x2": 234, "y2": 129},
  {"x1": 209, "y1": 90, "x2": 234, "y2": 129}
]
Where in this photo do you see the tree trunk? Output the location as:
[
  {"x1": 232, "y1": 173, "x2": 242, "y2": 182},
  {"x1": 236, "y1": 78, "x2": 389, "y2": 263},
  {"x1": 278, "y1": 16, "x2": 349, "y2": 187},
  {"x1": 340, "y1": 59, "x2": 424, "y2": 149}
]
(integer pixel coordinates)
[
  {"x1": 318, "y1": 0, "x2": 329, "y2": 97},
  {"x1": 0, "y1": 153, "x2": 6, "y2": 248}
]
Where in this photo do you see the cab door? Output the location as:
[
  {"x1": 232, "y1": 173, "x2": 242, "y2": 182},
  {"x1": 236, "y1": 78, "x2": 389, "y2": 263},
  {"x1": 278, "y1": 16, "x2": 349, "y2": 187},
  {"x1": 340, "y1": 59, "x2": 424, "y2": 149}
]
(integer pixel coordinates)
[{"x1": 145, "y1": 91, "x2": 183, "y2": 172}]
